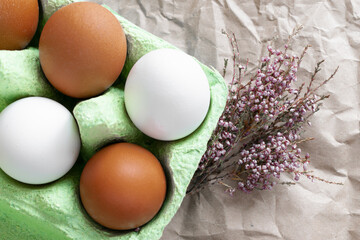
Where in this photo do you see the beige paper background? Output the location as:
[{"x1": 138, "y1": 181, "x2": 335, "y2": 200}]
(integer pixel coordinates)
[{"x1": 94, "y1": 1, "x2": 359, "y2": 239}]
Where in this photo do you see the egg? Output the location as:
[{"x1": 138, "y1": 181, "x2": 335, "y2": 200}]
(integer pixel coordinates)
[
  {"x1": 0, "y1": 97, "x2": 81, "y2": 184},
  {"x1": 0, "y1": 0, "x2": 39, "y2": 50},
  {"x1": 124, "y1": 49, "x2": 210, "y2": 141},
  {"x1": 39, "y1": 2, "x2": 127, "y2": 98},
  {"x1": 80, "y1": 143, "x2": 166, "y2": 230}
]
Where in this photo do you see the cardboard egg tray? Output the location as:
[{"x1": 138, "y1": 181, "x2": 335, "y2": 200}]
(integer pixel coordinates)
[{"x1": 0, "y1": 0, "x2": 227, "y2": 239}]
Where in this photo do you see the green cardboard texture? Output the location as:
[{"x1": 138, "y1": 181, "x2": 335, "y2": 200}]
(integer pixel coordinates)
[
  {"x1": 0, "y1": 0, "x2": 227, "y2": 239},
  {"x1": 0, "y1": 48, "x2": 73, "y2": 112}
]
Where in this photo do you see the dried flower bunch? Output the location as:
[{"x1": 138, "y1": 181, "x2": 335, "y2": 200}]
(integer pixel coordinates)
[{"x1": 187, "y1": 26, "x2": 339, "y2": 195}]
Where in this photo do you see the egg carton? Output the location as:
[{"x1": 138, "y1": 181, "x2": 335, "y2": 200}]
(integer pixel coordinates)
[{"x1": 0, "y1": 0, "x2": 228, "y2": 239}]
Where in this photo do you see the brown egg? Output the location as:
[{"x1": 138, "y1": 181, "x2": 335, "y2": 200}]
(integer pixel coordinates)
[
  {"x1": 39, "y1": 2, "x2": 127, "y2": 98},
  {"x1": 80, "y1": 143, "x2": 167, "y2": 230},
  {"x1": 0, "y1": 0, "x2": 39, "y2": 50}
]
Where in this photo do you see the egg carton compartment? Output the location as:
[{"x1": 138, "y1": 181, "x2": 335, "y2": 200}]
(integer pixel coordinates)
[{"x1": 0, "y1": 0, "x2": 228, "y2": 239}]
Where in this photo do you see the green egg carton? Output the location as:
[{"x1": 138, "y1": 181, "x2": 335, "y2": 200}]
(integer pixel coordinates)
[{"x1": 0, "y1": 0, "x2": 228, "y2": 239}]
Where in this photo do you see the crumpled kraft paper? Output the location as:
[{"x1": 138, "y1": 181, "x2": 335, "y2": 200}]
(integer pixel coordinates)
[{"x1": 96, "y1": 1, "x2": 358, "y2": 239}]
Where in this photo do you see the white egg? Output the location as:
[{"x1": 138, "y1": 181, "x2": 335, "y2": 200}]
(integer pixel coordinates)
[
  {"x1": 124, "y1": 49, "x2": 210, "y2": 141},
  {"x1": 0, "y1": 97, "x2": 81, "y2": 184}
]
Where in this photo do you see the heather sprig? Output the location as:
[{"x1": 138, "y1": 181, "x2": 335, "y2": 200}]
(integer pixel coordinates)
[{"x1": 187, "y1": 27, "x2": 339, "y2": 195}]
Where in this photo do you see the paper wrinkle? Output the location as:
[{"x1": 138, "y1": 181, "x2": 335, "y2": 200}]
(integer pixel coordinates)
[{"x1": 226, "y1": 1, "x2": 261, "y2": 43}]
